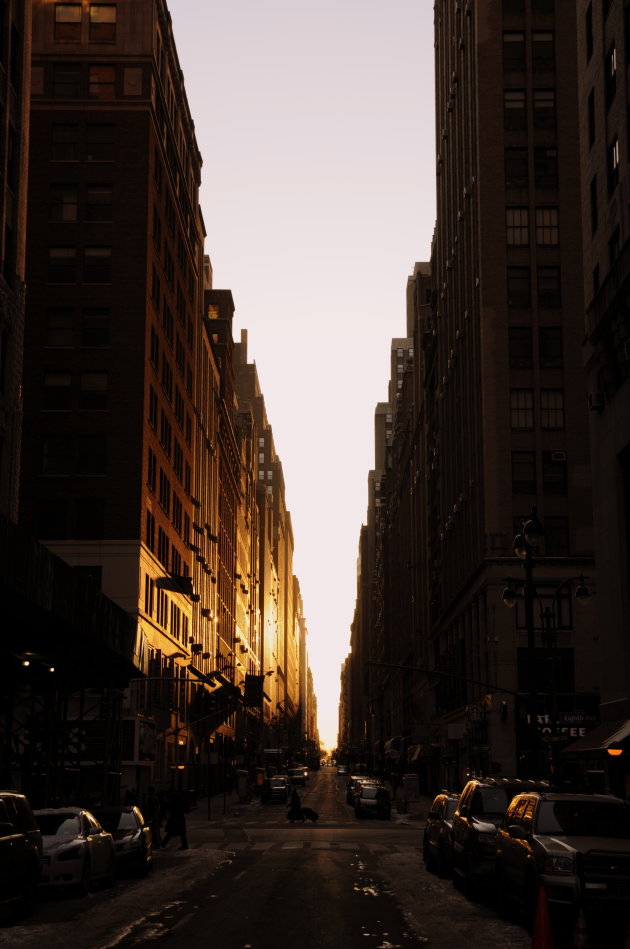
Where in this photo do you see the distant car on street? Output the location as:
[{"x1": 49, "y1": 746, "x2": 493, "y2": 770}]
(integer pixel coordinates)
[
  {"x1": 337, "y1": 766, "x2": 348, "y2": 777},
  {"x1": 423, "y1": 791, "x2": 459, "y2": 877},
  {"x1": 354, "y1": 784, "x2": 392, "y2": 820},
  {"x1": 92, "y1": 805, "x2": 153, "y2": 876},
  {"x1": 288, "y1": 767, "x2": 308, "y2": 787},
  {"x1": 34, "y1": 807, "x2": 115, "y2": 894},
  {"x1": 261, "y1": 776, "x2": 290, "y2": 804}
]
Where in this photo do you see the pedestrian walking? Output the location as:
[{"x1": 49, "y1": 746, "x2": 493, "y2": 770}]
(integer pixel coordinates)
[
  {"x1": 287, "y1": 788, "x2": 304, "y2": 823},
  {"x1": 160, "y1": 788, "x2": 189, "y2": 850}
]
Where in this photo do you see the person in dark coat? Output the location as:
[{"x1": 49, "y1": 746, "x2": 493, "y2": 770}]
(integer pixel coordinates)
[
  {"x1": 160, "y1": 789, "x2": 188, "y2": 849},
  {"x1": 287, "y1": 788, "x2": 304, "y2": 823}
]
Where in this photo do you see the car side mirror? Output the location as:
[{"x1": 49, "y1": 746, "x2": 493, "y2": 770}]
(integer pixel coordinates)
[
  {"x1": 0, "y1": 820, "x2": 15, "y2": 836},
  {"x1": 508, "y1": 824, "x2": 528, "y2": 840}
]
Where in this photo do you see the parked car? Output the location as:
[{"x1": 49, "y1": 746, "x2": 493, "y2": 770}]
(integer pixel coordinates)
[
  {"x1": 0, "y1": 790, "x2": 43, "y2": 919},
  {"x1": 261, "y1": 776, "x2": 290, "y2": 804},
  {"x1": 451, "y1": 777, "x2": 552, "y2": 897},
  {"x1": 346, "y1": 775, "x2": 376, "y2": 805},
  {"x1": 337, "y1": 766, "x2": 348, "y2": 777},
  {"x1": 288, "y1": 767, "x2": 308, "y2": 787},
  {"x1": 92, "y1": 805, "x2": 153, "y2": 876},
  {"x1": 354, "y1": 784, "x2": 392, "y2": 820},
  {"x1": 495, "y1": 791, "x2": 630, "y2": 924},
  {"x1": 423, "y1": 791, "x2": 459, "y2": 877},
  {"x1": 34, "y1": 807, "x2": 115, "y2": 894}
]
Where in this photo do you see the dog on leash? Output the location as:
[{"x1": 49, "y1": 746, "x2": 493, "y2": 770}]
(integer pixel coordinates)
[{"x1": 301, "y1": 807, "x2": 319, "y2": 823}]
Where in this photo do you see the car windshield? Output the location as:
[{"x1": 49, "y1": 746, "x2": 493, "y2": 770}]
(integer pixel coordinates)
[
  {"x1": 97, "y1": 810, "x2": 138, "y2": 832},
  {"x1": 362, "y1": 787, "x2": 384, "y2": 800},
  {"x1": 478, "y1": 788, "x2": 509, "y2": 815},
  {"x1": 37, "y1": 813, "x2": 81, "y2": 837},
  {"x1": 445, "y1": 799, "x2": 458, "y2": 819},
  {"x1": 536, "y1": 801, "x2": 630, "y2": 838}
]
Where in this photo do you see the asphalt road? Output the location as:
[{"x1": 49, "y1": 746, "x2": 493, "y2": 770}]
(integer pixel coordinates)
[{"x1": 2, "y1": 769, "x2": 532, "y2": 949}]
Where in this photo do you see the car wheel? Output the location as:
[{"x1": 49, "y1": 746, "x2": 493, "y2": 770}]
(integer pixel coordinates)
[
  {"x1": 524, "y1": 874, "x2": 540, "y2": 933},
  {"x1": 104, "y1": 854, "x2": 115, "y2": 888},
  {"x1": 462, "y1": 858, "x2": 478, "y2": 901},
  {"x1": 137, "y1": 842, "x2": 151, "y2": 876},
  {"x1": 18, "y1": 869, "x2": 37, "y2": 918},
  {"x1": 425, "y1": 844, "x2": 437, "y2": 874},
  {"x1": 78, "y1": 858, "x2": 91, "y2": 896},
  {"x1": 437, "y1": 844, "x2": 450, "y2": 879},
  {"x1": 355, "y1": 807, "x2": 364, "y2": 820},
  {"x1": 496, "y1": 870, "x2": 514, "y2": 920}
]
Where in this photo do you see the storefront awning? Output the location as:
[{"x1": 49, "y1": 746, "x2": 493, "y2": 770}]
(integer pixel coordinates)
[
  {"x1": 562, "y1": 719, "x2": 630, "y2": 755},
  {"x1": 384, "y1": 736, "x2": 402, "y2": 758}
]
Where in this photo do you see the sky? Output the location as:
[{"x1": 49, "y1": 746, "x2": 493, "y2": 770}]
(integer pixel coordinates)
[{"x1": 167, "y1": 1, "x2": 437, "y2": 750}]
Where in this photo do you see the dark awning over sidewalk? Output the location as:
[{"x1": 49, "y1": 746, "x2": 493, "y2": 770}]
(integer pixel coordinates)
[{"x1": 562, "y1": 718, "x2": 630, "y2": 754}]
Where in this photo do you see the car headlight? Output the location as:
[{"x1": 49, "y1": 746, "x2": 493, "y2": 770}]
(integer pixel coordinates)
[
  {"x1": 58, "y1": 845, "x2": 82, "y2": 861},
  {"x1": 541, "y1": 853, "x2": 575, "y2": 874}
]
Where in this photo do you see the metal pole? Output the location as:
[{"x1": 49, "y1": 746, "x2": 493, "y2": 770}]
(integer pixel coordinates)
[{"x1": 523, "y1": 551, "x2": 538, "y2": 779}]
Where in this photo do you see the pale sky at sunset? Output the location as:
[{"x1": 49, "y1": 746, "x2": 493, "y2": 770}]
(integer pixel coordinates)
[{"x1": 167, "y1": 1, "x2": 437, "y2": 749}]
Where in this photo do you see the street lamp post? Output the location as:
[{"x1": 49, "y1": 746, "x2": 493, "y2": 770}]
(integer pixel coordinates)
[{"x1": 503, "y1": 507, "x2": 592, "y2": 780}]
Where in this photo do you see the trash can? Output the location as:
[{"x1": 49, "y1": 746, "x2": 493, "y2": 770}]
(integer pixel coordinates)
[
  {"x1": 236, "y1": 769, "x2": 250, "y2": 802},
  {"x1": 402, "y1": 773, "x2": 419, "y2": 801}
]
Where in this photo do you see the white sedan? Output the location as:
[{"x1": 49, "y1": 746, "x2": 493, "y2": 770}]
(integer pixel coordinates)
[{"x1": 34, "y1": 807, "x2": 115, "y2": 893}]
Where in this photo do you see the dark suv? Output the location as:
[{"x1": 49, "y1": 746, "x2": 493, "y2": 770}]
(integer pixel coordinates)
[
  {"x1": 495, "y1": 791, "x2": 630, "y2": 923},
  {"x1": 451, "y1": 777, "x2": 552, "y2": 897},
  {"x1": 0, "y1": 791, "x2": 43, "y2": 918}
]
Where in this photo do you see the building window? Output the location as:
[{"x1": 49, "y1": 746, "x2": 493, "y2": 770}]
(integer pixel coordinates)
[
  {"x1": 537, "y1": 266, "x2": 561, "y2": 307},
  {"x1": 510, "y1": 389, "x2": 534, "y2": 429},
  {"x1": 147, "y1": 448, "x2": 157, "y2": 492},
  {"x1": 509, "y1": 326, "x2": 533, "y2": 369},
  {"x1": 540, "y1": 388, "x2": 564, "y2": 429},
  {"x1": 48, "y1": 246, "x2": 77, "y2": 283},
  {"x1": 89, "y1": 4, "x2": 117, "y2": 41},
  {"x1": 150, "y1": 328, "x2": 159, "y2": 369},
  {"x1": 609, "y1": 226, "x2": 620, "y2": 266},
  {"x1": 587, "y1": 88, "x2": 595, "y2": 147},
  {"x1": 607, "y1": 136, "x2": 620, "y2": 194},
  {"x1": 75, "y1": 499, "x2": 104, "y2": 538},
  {"x1": 512, "y1": 451, "x2": 537, "y2": 494},
  {"x1": 503, "y1": 32, "x2": 526, "y2": 71},
  {"x1": 535, "y1": 207, "x2": 559, "y2": 245},
  {"x1": 86, "y1": 123, "x2": 114, "y2": 160},
  {"x1": 605, "y1": 44, "x2": 617, "y2": 107},
  {"x1": 590, "y1": 175, "x2": 598, "y2": 234},
  {"x1": 38, "y1": 499, "x2": 68, "y2": 539},
  {"x1": 505, "y1": 147, "x2": 528, "y2": 188},
  {"x1": 53, "y1": 63, "x2": 81, "y2": 98},
  {"x1": 544, "y1": 516, "x2": 569, "y2": 556},
  {"x1": 86, "y1": 185, "x2": 113, "y2": 221},
  {"x1": 50, "y1": 184, "x2": 78, "y2": 222},
  {"x1": 51, "y1": 123, "x2": 79, "y2": 160},
  {"x1": 157, "y1": 528, "x2": 169, "y2": 569},
  {"x1": 532, "y1": 31, "x2": 555, "y2": 72},
  {"x1": 144, "y1": 574, "x2": 154, "y2": 616},
  {"x1": 148, "y1": 385, "x2": 158, "y2": 428},
  {"x1": 146, "y1": 510, "x2": 155, "y2": 552},
  {"x1": 78, "y1": 435, "x2": 106, "y2": 475},
  {"x1": 533, "y1": 89, "x2": 556, "y2": 129},
  {"x1": 534, "y1": 147, "x2": 558, "y2": 188},
  {"x1": 586, "y1": 3, "x2": 593, "y2": 61},
  {"x1": 42, "y1": 436, "x2": 73, "y2": 475},
  {"x1": 172, "y1": 493, "x2": 182, "y2": 533},
  {"x1": 539, "y1": 326, "x2": 563, "y2": 368},
  {"x1": 46, "y1": 308, "x2": 74, "y2": 347},
  {"x1": 79, "y1": 371, "x2": 108, "y2": 409},
  {"x1": 160, "y1": 411, "x2": 172, "y2": 457},
  {"x1": 506, "y1": 207, "x2": 529, "y2": 245},
  {"x1": 83, "y1": 246, "x2": 111, "y2": 282},
  {"x1": 159, "y1": 468, "x2": 171, "y2": 516},
  {"x1": 542, "y1": 450, "x2": 567, "y2": 495},
  {"x1": 507, "y1": 266, "x2": 531, "y2": 307},
  {"x1": 89, "y1": 64, "x2": 115, "y2": 99},
  {"x1": 55, "y1": 5, "x2": 82, "y2": 42},
  {"x1": 504, "y1": 89, "x2": 527, "y2": 130},
  {"x1": 81, "y1": 307, "x2": 109, "y2": 346},
  {"x1": 43, "y1": 372, "x2": 72, "y2": 410}
]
